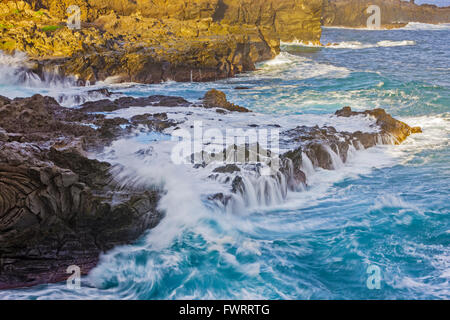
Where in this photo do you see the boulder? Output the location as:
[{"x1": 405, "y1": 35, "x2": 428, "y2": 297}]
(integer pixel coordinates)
[{"x1": 203, "y1": 89, "x2": 250, "y2": 112}]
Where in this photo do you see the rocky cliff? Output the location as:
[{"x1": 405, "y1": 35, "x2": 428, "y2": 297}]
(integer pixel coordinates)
[
  {"x1": 323, "y1": 0, "x2": 450, "y2": 28},
  {"x1": 0, "y1": 0, "x2": 323, "y2": 84}
]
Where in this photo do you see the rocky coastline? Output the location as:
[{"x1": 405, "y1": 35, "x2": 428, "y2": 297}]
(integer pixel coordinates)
[
  {"x1": 0, "y1": 0, "x2": 426, "y2": 291},
  {"x1": 323, "y1": 0, "x2": 450, "y2": 29},
  {"x1": 0, "y1": 88, "x2": 422, "y2": 289},
  {"x1": 0, "y1": 0, "x2": 322, "y2": 84}
]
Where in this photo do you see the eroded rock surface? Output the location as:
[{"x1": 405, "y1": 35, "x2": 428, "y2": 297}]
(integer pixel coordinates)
[
  {"x1": 208, "y1": 106, "x2": 422, "y2": 206},
  {"x1": 1, "y1": 0, "x2": 323, "y2": 84},
  {"x1": 0, "y1": 90, "x2": 253, "y2": 289},
  {"x1": 203, "y1": 89, "x2": 250, "y2": 113},
  {"x1": 0, "y1": 89, "x2": 422, "y2": 290},
  {"x1": 0, "y1": 94, "x2": 166, "y2": 290}
]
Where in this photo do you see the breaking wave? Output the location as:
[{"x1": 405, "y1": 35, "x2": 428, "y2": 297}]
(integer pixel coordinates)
[
  {"x1": 400, "y1": 22, "x2": 450, "y2": 31},
  {"x1": 283, "y1": 40, "x2": 416, "y2": 49},
  {"x1": 253, "y1": 52, "x2": 351, "y2": 80},
  {"x1": 0, "y1": 25, "x2": 449, "y2": 300},
  {"x1": 0, "y1": 51, "x2": 116, "y2": 107}
]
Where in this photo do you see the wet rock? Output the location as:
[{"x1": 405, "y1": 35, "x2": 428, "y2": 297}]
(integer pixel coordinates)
[
  {"x1": 279, "y1": 107, "x2": 422, "y2": 175},
  {"x1": 335, "y1": 106, "x2": 422, "y2": 144},
  {"x1": 215, "y1": 109, "x2": 228, "y2": 114},
  {"x1": 2, "y1": 0, "x2": 325, "y2": 84},
  {"x1": 203, "y1": 89, "x2": 250, "y2": 113},
  {"x1": 231, "y1": 176, "x2": 245, "y2": 194},
  {"x1": 80, "y1": 95, "x2": 190, "y2": 113},
  {"x1": 208, "y1": 193, "x2": 232, "y2": 206},
  {"x1": 213, "y1": 164, "x2": 241, "y2": 174},
  {"x1": 281, "y1": 147, "x2": 307, "y2": 188},
  {"x1": 0, "y1": 94, "x2": 164, "y2": 290},
  {"x1": 130, "y1": 113, "x2": 177, "y2": 132}
]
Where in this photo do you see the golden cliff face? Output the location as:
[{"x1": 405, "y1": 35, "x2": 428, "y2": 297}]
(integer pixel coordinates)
[
  {"x1": 219, "y1": 0, "x2": 323, "y2": 43},
  {"x1": 1, "y1": 0, "x2": 324, "y2": 84},
  {"x1": 26, "y1": 0, "x2": 324, "y2": 42}
]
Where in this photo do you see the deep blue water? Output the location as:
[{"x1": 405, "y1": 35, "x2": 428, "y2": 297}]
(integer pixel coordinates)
[{"x1": 0, "y1": 25, "x2": 449, "y2": 300}]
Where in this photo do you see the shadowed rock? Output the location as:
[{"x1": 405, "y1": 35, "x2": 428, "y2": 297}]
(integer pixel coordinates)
[
  {"x1": 207, "y1": 106, "x2": 422, "y2": 207},
  {"x1": 80, "y1": 95, "x2": 190, "y2": 113},
  {"x1": 0, "y1": 94, "x2": 165, "y2": 290}
]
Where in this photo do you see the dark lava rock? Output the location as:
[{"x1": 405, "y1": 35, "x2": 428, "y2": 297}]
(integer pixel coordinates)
[
  {"x1": 80, "y1": 95, "x2": 191, "y2": 113},
  {"x1": 231, "y1": 176, "x2": 245, "y2": 194},
  {"x1": 336, "y1": 106, "x2": 422, "y2": 144},
  {"x1": 202, "y1": 89, "x2": 250, "y2": 113},
  {"x1": 213, "y1": 164, "x2": 241, "y2": 174},
  {"x1": 130, "y1": 113, "x2": 177, "y2": 132},
  {"x1": 0, "y1": 94, "x2": 164, "y2": 290}
]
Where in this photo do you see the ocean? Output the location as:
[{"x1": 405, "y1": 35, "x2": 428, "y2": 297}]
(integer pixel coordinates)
[{"x1": 0, "y1": 23, "x2": 449, "y2": 300}]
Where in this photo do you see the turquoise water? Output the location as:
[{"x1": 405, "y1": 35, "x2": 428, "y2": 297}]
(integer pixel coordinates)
[{"x1": 1, "y1": 25, "x2": 449, "y2": 300}]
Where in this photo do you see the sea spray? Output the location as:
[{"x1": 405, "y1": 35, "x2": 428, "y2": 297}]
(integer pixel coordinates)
[
  {"x1": 0, "y1": 50, "x2": 114, "y2": 106},
  {"x1": 0, "y1": 26, "x2": 448, "y2": 300}
]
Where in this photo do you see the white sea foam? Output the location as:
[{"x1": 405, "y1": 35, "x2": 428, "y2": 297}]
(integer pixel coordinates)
[
  {"x1": 0, "y1": 51, "x2": 76, "y2": 88},
  {"x1": 0, "y1": 110, "x2": 443, "y2": 300},
  {"x1": 400, "y1": 22, "x2": 450, "y2": 31},
  {"x1": 283, "y1": 40, "x2": 416, "y2": 50},
  {"x1": 253, "y1": 52, "x2": 350, "y2": 80},
  {"x1": 0, "y1": 51, "x2": 115, "y2": 107},
  {"x1": 99, "y1": 102, "x2": 399, "y2": 216},
  {"x1": 104, "y1": 105, "x2": 380, "y2": 137},
  {"x1": 79, "y1": 104, "x2": 417, "y2": 297},
  {"x1": 324, "y1": 23, "x2": 450, "y2": 31},
  {"x1": 0, "y1": 25, "x2": 447, "y2": 299},
  {"x1": 391, "y1": 114, "x2": 450, "y2": 163}
]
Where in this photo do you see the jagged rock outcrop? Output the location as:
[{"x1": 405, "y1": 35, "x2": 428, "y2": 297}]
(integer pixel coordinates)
[
  {"x1": 1, "y1": 0, "x2": 323, "y2": 84},
  {"x1": 0, "y1": 90, "x2": 261, "y2": 289},
  {"x1": 201, "y1": 105, "x2": 422, "y2": 210},
  {"x1": 0, "y1": 143, "x2": 162, "y2": 290},
  {"x1": 323, "y1": 0, "x2": 450, "y2": 28},
  {"x1": 0, "y1": 94, "x2": 168, "y2": 289},
  {"x1": 203, "y1": 89, "x2": 250, "y2": 112},
  {"x1": 279, "y1": 106, "x2": 422, "y2": 182}
]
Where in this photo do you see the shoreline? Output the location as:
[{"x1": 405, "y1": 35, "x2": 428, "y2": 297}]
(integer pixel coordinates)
[
  {"x1": 0, "y1": 0, "x2": 323, "y2": 85},
  {"x1": 0, "y1": 87, "x2": 422, "y2": 290},
  {"x1": 323, "y1": 22, "x2": 450, "y2": 31},
  {"x1": 0, "y1": 0, "x2": 447, "y2": 297}
]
